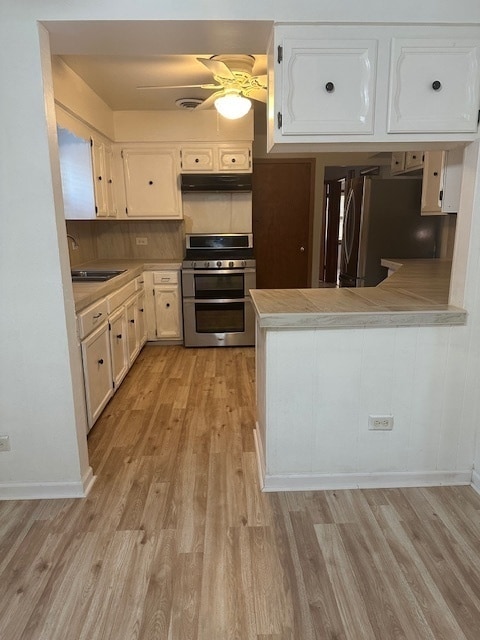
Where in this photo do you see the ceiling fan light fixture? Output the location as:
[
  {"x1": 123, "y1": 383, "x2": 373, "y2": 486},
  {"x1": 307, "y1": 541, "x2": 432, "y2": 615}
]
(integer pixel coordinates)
[{"x1": 214, "y1": 93, "x2": 252, "y2": 119}]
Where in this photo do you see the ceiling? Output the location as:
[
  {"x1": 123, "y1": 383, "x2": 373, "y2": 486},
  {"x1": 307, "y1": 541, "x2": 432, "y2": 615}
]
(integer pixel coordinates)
[
  {"x1": 47, "y1": 20, "x2": 272, "y2": 131},
  {"x1": 45, "y1": 21, "x2": 391, "y2": 164}
]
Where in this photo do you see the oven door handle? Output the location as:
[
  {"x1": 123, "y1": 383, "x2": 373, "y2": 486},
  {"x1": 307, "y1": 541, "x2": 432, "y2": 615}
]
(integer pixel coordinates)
[{"x1": 183, "y1": 297, "x2": 252, "y2": 304}]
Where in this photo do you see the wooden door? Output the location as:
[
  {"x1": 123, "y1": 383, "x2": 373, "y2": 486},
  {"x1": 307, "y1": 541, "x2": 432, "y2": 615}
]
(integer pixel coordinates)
[{"x1": 252, "y1": 159, "x2": 315, "y2": 289}]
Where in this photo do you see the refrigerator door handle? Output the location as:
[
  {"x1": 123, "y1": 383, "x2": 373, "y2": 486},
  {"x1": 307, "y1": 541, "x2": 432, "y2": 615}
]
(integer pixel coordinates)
[{"x1": 344, "y1": 189, "x2": 357, "y2": 266}]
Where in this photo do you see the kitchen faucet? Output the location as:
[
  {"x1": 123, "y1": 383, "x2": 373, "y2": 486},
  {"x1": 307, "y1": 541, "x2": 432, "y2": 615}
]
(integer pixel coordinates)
[{"x1": 66, "y1": 234, "x2": 79, "y2": 250}]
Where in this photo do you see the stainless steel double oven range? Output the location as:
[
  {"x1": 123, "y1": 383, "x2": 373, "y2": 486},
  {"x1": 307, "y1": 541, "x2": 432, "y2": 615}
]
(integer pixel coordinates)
[{"x1": 182, "y1": 234, "x2": 256, "y2": 347}]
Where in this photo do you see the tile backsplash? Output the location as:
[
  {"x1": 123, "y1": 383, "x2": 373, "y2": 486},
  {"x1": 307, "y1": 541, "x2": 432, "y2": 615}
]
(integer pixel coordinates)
[{"x1": 66, "y1": 219, "x2": 184, "y2": 266}]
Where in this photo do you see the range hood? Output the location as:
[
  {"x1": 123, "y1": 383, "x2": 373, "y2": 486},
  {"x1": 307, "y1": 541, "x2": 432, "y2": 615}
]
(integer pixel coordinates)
[{"x1": 181, "y1": 173, "x2": 252, "y2": 193}]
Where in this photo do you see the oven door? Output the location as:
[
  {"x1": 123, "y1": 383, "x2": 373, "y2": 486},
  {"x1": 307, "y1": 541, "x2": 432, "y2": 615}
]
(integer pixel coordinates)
[
  {"x1": 182, "y1": 268, "x2": 256, "y2": 299},
  {"x1": 182, "y1": 297, "x2": 255, "y2": 347}
]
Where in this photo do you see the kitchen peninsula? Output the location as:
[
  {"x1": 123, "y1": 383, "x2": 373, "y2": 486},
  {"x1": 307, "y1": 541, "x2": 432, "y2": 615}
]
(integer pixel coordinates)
[{"x1": 251, "y1": 259, "x2": 470, "y2": 492}]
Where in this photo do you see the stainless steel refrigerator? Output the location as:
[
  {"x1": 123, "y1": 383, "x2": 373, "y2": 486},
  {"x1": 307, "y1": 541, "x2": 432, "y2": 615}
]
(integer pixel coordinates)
[{"x1": 339, "y1": 176, "x2": 440, "y2": 287}]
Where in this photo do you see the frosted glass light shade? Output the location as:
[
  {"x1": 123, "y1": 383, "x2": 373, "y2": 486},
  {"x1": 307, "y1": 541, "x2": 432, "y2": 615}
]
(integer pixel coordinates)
[{"x1": 214, "y1": 93, "x2": 252, "y2": 119}]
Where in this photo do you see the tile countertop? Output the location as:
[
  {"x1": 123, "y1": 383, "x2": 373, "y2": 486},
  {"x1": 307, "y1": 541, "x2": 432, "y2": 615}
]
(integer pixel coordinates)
[
  {"x1": 70, "y1": 259, "x2": 182, "y2": 312},
  {"x1": 250, "y1": 259, "x2": 467, "y2": 329}
]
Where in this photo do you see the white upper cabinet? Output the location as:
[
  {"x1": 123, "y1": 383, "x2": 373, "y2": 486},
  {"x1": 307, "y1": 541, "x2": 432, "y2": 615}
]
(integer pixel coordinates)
[
  {"x1": 388, "y1": 39, "x2": 480, "y2": 133},
  {"x1": 180, "y1": 143, "x2": 252, "y2": 173},
  {"x1": 268, "y1": 24, "x2": 480, "y2": 150},
  {"x1": 91, "y1": 137, "x2": 116, "y2": 218},
  {"x1": 279, "y1": 38, "x2": 377, "y2": 135},
  {"x1": 122, "y1": 146, "x2": 182, "y2": 219}
]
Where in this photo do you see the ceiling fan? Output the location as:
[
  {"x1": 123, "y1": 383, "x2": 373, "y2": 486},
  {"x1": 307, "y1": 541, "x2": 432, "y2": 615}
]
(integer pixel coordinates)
[{"x1": 136, "y1": 54, "x2": 267, "y2": 119}]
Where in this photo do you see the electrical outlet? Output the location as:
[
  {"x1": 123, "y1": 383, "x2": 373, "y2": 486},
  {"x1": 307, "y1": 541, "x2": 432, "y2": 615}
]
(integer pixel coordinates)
[
  {"x1": 368, "y1": 415, "x2": 394, "y2": 431},
  {"x1": 136, "y1": 237, "x2": 148, "y2": 246},
  {"x1": 0, "y1": 435, "x2": 11, "y2": 452}
]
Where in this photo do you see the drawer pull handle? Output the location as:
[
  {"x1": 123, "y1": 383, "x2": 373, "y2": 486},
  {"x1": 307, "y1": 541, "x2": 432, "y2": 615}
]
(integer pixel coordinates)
[
  {"x1": 98, "y1": 358, "x2": 104, "y2": 365},
  {"x1": 93, "y1": 313, "x2": 103, "y2": 319},
  {"x1": 432, "y1": 80, "x2": 442, "y2": 91}
]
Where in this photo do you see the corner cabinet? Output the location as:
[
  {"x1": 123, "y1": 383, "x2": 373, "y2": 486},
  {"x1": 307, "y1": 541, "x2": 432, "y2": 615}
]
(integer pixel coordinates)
[
  {"x1": 121, "y1": 146, "x2": 182, "y2": 219},
  {"x1": 421, "y1": 147, "x2": 464, "y2": 215},
  {"x1": 268, "y1": 24, "x2": 480, "y2": 150}
]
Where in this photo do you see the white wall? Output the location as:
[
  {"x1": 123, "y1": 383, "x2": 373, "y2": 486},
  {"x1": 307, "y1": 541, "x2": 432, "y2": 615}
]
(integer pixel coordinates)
[{"x1": 2, "y1": 0, "x2": 480, "y2": 498}]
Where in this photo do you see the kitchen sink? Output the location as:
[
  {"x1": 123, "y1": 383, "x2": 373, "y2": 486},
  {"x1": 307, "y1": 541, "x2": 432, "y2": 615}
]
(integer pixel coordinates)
[{"x1": 71, "y1": 269, "x2": 126, "y2": 282}]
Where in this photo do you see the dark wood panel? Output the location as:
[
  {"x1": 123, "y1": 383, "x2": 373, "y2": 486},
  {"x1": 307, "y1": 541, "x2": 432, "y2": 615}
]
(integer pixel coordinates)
[{"x1": 252, "y1": 159, "x2": 315, "y2": 288}]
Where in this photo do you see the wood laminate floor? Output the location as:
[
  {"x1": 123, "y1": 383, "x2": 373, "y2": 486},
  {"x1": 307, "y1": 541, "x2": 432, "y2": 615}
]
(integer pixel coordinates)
[{"x1": 2, "y1": 345, "x2": 480, "y2": 639}]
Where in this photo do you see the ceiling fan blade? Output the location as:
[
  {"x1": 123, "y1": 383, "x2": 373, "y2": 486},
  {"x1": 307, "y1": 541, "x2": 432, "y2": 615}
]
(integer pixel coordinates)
[
  {"x1": 136, "y1": 83, "x2": 221, "y2": 90},
  {"x1": 197, "y1": 57, "x2": 236, "y2": 80},
  {"x1": 195, "y1": 91, "x2": 225, "y2": 110},
  {"x1": 246, "y1": 88, "x2": 268, "y2": 103},
  {"x1": 253, "y1": 74, "x2": 268, "y2": 87}
]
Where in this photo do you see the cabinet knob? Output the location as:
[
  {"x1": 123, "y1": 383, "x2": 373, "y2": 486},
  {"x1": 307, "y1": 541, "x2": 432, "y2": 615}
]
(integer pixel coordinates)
[
  {"x1": 130, "y1": 319, "x2": 135, "y2": 324},
  {"x1": 231, "y1": 158, "x2": 236, "y2": 163},
  {"x1": 166, "y1": 303, "x2": 171, "y2": 308},
  {"x1": 98, "y1": 358, "x2": 104, "y2": 365},
  {"x1": 432, "y1": 80, "x2": 442, "y2": 91},
  {"x1": 98, "y1": 176, "x2": 102, "y2": 181},
  {"x1": 148, "y1": 180, "x2": 154, "y2": 185},
  {"x1": 195, "y1": 158, "x2": 199, "y2": 163},
  {"x1": 300, "y1": 246, "x2": 305, "y2": 252},
  {"x1": 140, "y1": 308, "x2": 144, "y2": 313},
  {"x1": 116, "y1": 334, "x2": 122, "y2": 339},
  {"x1": 325, "y1": 82, "x2": 335, "y2": 93}
]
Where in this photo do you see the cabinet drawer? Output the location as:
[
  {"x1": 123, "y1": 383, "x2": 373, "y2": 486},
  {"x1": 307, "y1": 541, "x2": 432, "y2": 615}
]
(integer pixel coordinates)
[
  {"x1": 181, "y1": 147, "x2": 215, "y2": 172},
  {"x1": 153, "y1": 270, "x2": 178, "y2": 285},
  {"x1": 107, "y1": 279, "x2": 136, "y2": 313},
  {"x1": 77, "y1": 298, "x2": 109, "y2": 340},
  {"x1": 136, "y1": 275, "x2": 145, "y2": 291}
]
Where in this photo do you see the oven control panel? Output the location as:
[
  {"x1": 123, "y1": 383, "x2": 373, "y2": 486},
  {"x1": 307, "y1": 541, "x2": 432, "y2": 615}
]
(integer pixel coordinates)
[{"x1": 183, "y1": 259, "x2": 256, "y2": 270}]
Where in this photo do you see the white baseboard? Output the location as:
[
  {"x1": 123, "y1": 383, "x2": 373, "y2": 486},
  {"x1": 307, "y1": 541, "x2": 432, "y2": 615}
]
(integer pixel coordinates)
[
  {"x1": 261, "y1": 469, "x2": 473, "y2": 492},
  {"x1": 471, "y1": 469, "x2": 480, "y2": 494},
  {"x1": 253, "y1": 427, "x2": 266, "y2": 490},
  {"x1": 0, "y1": 466, "x2": 96, "y2": 500}
]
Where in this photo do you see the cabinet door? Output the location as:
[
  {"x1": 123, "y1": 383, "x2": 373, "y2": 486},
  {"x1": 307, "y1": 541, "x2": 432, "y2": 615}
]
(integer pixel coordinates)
[
  {"x1": 122, "y1": 148, "x2": 182, "y2": 219},
  {"x1": 390, "y1": 152, "x2": 406, "y2": 175},
  {"x1": 109, "y1": 306, "x2": 128, "y2": 387},
  {"x1": 421, "y1": 151, "x2": 444, "y2": 215},
  {"x1": 218, "y1": 146, "x2": 251, "y2": 172},
  {"x1": 104, "y1": 145, "x2": 117, "y2": 217},
  {"x1": 81, "y1": 322, "x2": 113, "y2": 429},
  {"x1": 154, "y1": 285, "x2": 181, "y2": 339},
  {"x1": 125, "y1": 296, "x2": 140, "y2": 365},
  {"x1": 279, "y1": 39, "x2": 377, "y2": 135},
  {"x1": 388, "y1": 39, "x2": 480, "y2": 133},
  {"x1": 91, "y1": 138, "x2": 109, "y2": 217},
  {"x1": 181, "y1": 147, "x2": 214, "y2": 172},
  {"x1": 404, "y1": 151, "x2": 424, "y2": 171}
]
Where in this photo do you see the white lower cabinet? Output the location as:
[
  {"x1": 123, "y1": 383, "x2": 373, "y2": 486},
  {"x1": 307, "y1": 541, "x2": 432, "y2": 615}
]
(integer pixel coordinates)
[
  {"x1": 78, "y1": 275, "x2": 147, "y2": 430},
  {"x1": 109, "y1": 305, "x2": 129, "y2": 387},
  {"x1": 81, "y1": 321, "x2": 114, "y2": 429},
  {"x1": 144, "y1": 270, "x2": 183, "y2": 342}
]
